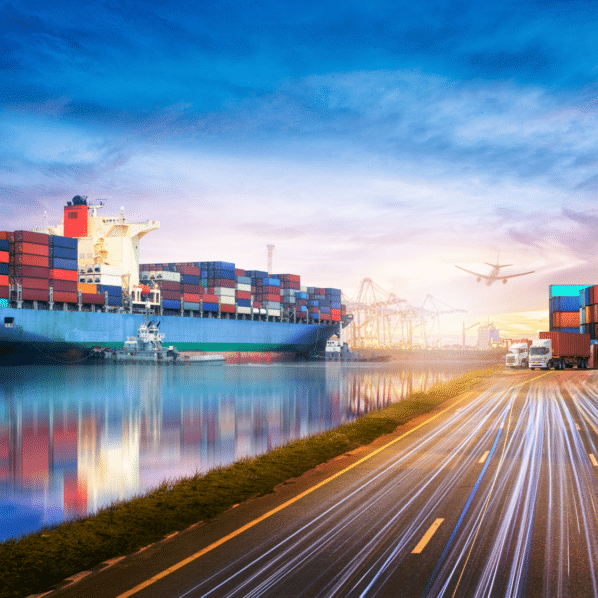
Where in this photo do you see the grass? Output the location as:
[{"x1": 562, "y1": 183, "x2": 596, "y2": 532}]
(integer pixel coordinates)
[{"x1": 0, "y1": 366, "x2": 498, "y2": 598}]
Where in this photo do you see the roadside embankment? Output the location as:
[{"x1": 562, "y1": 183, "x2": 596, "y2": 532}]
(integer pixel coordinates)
[{"x1": 1, "y1": 366, "x2": 498, "y2": 598}]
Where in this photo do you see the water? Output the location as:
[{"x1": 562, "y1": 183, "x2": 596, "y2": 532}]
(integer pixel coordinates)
[{"x1": 0, "y1": 362, "x2": 472, "y2": 542}]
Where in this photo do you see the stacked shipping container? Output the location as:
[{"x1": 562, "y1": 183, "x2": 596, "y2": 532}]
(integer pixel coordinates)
[
  {"x1": 140, "y1": 262, "x2": 347, "y2": 321},
  {"x1": 1, "y1": 229, "x2": 109, "y2": 307},
  {"x1": 580, "y1": 284, "x2": 598, "y2": 341},
  {"x1": 549, "y1": 284, "x2": 590, "y2": 334}
]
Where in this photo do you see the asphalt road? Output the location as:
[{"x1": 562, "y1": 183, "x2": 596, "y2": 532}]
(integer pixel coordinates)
[{"x1": 50, "y1": 369, "x2": 598, "y2": 598}]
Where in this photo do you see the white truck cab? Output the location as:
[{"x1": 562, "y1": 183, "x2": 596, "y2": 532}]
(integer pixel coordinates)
[
  {"x1": 505, "y1": 342, "x2": 529, "y2": 368},
  {"x1": 528, "y1": 339, "x2": 551, "y2": 369}
]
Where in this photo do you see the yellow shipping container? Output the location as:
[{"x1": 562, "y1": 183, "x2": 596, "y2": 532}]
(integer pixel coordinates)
[{"x1": 78, "y1": 283, "x2": 97, "y2": 294}]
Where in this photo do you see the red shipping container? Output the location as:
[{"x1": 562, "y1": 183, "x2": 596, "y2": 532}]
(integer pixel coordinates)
[
  {"x1": 51, "y1": 279, "x2": 78, "y2": 292},
  {"x1": 0, "y1": 232, "x2": 7, "y2": 240},
  {"x1": 0, "y1": 286, "x2": 8, "y2": 299},
  {"x1": 50, "y1": 268, "x2": 78, "y2": 281},
  {"x1": 331, "y1": 314, "x2": 341, "y2": 321},
  {"x1": 22, "y1": 288, "x2": 49, "y2": 301},
  {"x1": 253, "y1": 301, "x2": 262, "y2": 308},
  {"x1": 14, "y1": 230, "x2": 49, "y2": 245},
  {"x1": 0, "y1": 275, "x2": 8, "y2": 286},
  {"x1": 53, "y1": 291, "x2": 78, "y2": 303},
  {"x1": 20, "y1": 277, "x2": 49, "y2": 290},
  {"x1": 13, "y1": 254, "x2": 49, "y2": 267},
  {"x1": 0, "y1": 251, "x2": 7, "y2": 264},
  {"x1": 182, "y1": 284, "x2": 201, "y2": 294},
  {"x1": 235, "y1": 269, "x2": 245, "y2": 277},
  {"x1": 14, "y1": 265, "x2": 49, "y2": 279},
  {"x1": 15, "y1": 242, "x2": 49, "y2": 256},
  {"x1": 539, "y1": 331, "x2": 590, "y2": 358},
  {"x1": 220, "y1": 304, "x2": 235, "y2": 313},
  {"x1": 81, "y1": 293, "x2": 105, "y2": 305},
  {"x1": 236, "y1": 291, "x2": 251, "y2": 300},
  {"x1": 177, "y1": 266, "x2": 200, "y2": 276},
  {"x1": 162, "y1": 289, "x2": 181, "y2": 300},
  {"x1": 183, "y1": 293, "x2": 201, "y2": 302},
  {"x1": 202, "y1": 294, "x2": 218, "y2": 303},
  {"x1": 330, "y1": 309, "x2": 341, "y2": 316},
  {"x1": 158, "y1": 280, "x2": 180, "y2": 291}
]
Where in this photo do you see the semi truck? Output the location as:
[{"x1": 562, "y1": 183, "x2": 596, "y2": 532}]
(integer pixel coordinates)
[
  {"x1": 505, "y1": 341, "x2": 530, "y2": 368},
  {"x1": 528, "y1": 331, "x2": 591, "y2": 370}
]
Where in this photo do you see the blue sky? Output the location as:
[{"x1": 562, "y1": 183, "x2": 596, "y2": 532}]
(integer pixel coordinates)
[{"x1": 2, "y1": 0, "x2": 598, "y2": 340}]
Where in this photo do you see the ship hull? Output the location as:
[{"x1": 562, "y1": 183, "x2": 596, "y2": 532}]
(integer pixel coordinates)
[{"x1": 0, "y1": 308, "x2": 340, "y2": 365}]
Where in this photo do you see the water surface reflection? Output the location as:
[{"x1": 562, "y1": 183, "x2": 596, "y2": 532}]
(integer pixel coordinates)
[{"x1": 0, "y1": 362, "x2": 470, "y2": 541}]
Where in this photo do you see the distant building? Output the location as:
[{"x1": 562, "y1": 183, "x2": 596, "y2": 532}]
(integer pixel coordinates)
[{"x1": 478, "y1": 323, "x2": 500, "y2": 349}]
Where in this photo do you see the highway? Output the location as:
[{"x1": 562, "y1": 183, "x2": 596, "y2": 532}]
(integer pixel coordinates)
[{"x1": 54, "y1": 370, "x2": 598, "y2": 598}]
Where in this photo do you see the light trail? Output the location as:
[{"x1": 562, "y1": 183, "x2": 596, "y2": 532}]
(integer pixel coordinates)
[{"x1": 134, "y1": 373, "x2": 598, "y2": 598}]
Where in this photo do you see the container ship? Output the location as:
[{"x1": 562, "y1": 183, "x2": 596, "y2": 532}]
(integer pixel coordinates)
[{"x1": 0, "y1": 196, "x2": 350, "y2": 365}]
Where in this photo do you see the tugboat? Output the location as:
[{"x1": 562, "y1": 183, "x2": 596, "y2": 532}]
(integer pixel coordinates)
[{"x1": 108, "y1": 320, "x2": 225, "y2": 364}]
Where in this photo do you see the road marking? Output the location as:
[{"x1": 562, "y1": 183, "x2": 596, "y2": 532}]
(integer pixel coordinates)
[
  {"x1": 576, "y1": 423, "x2": 581, "y2": 431},
  {"x1": 590, "y1": 453, "x2": 598, "y2": 467},
  {"x1": 412, "y1": 518, "x2": 444, "y2": 554},
  {"x1": 478, "y1": 450, "x2": 490, "y2": 464},
  {"x1": 114, "y1": 371, "x2": 552, "y2": 598}
]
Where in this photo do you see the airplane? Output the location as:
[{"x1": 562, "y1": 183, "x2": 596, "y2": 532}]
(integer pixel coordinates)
[{"x1": 455, "y1": 255, "x2": 534, "y2": 286}]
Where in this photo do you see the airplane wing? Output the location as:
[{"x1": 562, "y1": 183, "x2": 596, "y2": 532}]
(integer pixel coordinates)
[
  {"x1": 499, "y1": 271, "x2": 535, "y2": 279},
  {"x1": 455, "y1": 265, "x2": 491, "y2": 279}
]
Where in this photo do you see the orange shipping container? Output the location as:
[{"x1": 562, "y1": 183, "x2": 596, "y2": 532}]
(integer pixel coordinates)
[
  {"x1": 78, "y1": 283, "x2": 97, "y2": 294},
  {"x1": 15, "y1": 242, "x2": 49, "y2": 256},
  {"x1": 13, "y1": 254, "x2": 49, "y2": 267},
  {"x1": 51, "y1": 268, "x2": 78, "y2": 281},
  {"x1": 53, "y1": 291, "x2": 78, "y2": 303},
  {"x1": 560, "y1": 311, "x2": 580, "y2": 328},
  {"x1": 585, "y1": 306, "x2": 592, "y2": 324},
  {"x1": 183, "y1": 293, "x2": 201, "y2": 303},
  {"x1": 220, "y1": 303, "x2": 235, "y2": 313}
]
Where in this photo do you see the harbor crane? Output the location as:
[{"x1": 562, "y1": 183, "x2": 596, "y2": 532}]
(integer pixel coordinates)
[{"x1": 343, "y1": 280, "x2": 466, "y2": 348}]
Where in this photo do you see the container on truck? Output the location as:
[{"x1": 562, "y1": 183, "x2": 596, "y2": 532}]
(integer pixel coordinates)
[
  {"x1": 505, "y1": 341, "x2": 530, "y2": 368},
  {"x1": 529, "y1": 331, "x2": 591, "y2": 370}
]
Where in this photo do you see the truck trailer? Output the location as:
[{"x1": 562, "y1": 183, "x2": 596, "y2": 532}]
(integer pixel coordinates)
[{"x1": 529, "y1": 331, "x2": 590, "y2": 370}]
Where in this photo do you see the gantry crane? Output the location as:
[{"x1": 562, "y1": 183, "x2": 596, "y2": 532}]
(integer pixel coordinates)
[{"x1": 343, "y1": 280, "x2": 466, "y2": 348}]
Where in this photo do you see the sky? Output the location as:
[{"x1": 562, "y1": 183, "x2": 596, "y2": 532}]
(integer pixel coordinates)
[{"x1": 2, "y1": 0, "x2": 598, "y2": 343}]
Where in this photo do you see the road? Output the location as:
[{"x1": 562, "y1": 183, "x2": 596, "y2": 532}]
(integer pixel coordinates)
[{"x1": 52, "y1": 370, "x2": 598, "y2": 598}]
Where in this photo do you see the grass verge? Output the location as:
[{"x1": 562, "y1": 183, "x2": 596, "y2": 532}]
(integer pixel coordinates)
[{"x1": 1, "y1": 366, "x2": 498, "y2": 598}]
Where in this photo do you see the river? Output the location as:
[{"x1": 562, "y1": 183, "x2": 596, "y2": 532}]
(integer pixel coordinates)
[{"x1": 0, "y1": 361, "x2": 475, "y2": 542}]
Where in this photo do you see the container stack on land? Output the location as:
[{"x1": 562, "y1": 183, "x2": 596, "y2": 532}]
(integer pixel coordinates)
[
  {"x1": 579, "y1": 284, "x2": 598, "y2": 341},
  {"x1": 549, "y1": 284, "x2": 590, "y2": 334}
]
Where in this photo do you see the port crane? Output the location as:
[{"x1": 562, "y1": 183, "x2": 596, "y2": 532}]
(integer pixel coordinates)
[{"x1": 343, "y1": 279, "x2": 466, "y2": 348}]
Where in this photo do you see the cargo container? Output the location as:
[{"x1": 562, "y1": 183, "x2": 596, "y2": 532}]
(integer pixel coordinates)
[{"x1": 529, "y1": 331, "x2": 591, "y2": 369}]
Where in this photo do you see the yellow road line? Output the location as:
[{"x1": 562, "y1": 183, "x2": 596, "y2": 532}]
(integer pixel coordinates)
[
  {"x1": 412, "y1": 518, "x2": 444, "y2": 554},
  {"x1": 115, "y1": 371, "x2": 551, "y2": 598},
  {"x1": 589, "y1": 453, "x2": 598, "y2": 467},
  {"x1": 478, "y1": 450, "x2": 490, "y2": 464}
]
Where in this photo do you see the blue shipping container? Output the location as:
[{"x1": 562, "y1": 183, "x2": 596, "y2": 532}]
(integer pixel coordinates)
[
  {"x1": 551, "y1": 296, "x2": 580, "y2": 312},
  {"x1": 97, "y1": 285, "x2": 122, "y2": 297},
  {"x1": 237, "y1": 299, "x2": 251, "y2": 307},
  {"x1": 51, "y1": 257, "x2": 78, "y2": 271},
  {"x1": 107, "y1": 296, "x2": 122, "y2": 307},
  {"x1": 163, "y1": 299, "x2": 181, "y2": 310},
  {"x1": 50, "y1": 236, "x2": 78, "y2": 250},
  {"x1": 0, "y1": 240, "x2": 9, "y2": 252},
  {"x1": 183, "y1": 302, "x2": 200, "y2": 311},
  {"x1": 51, "y1": 246, "x2": 78, "y2": 260},
  {"x1": 0, "y1": 263, "x2": 8, "y2": 276},
  {"x1": 202, "y1": 302, "x2": 218, "y2": 312},
  {"x1": 182, "y1": 274, "x2": 200, "y2": 286}
]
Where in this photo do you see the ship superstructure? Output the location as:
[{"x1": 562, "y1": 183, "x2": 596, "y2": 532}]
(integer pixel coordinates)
[{"x1": 38, "y1": 195, "x2": 160, "y2": 291}]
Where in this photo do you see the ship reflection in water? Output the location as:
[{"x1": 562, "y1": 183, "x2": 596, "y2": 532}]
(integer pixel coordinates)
[{"x1": 0, "y1": 362, "x2": 469, "y2": 542}]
